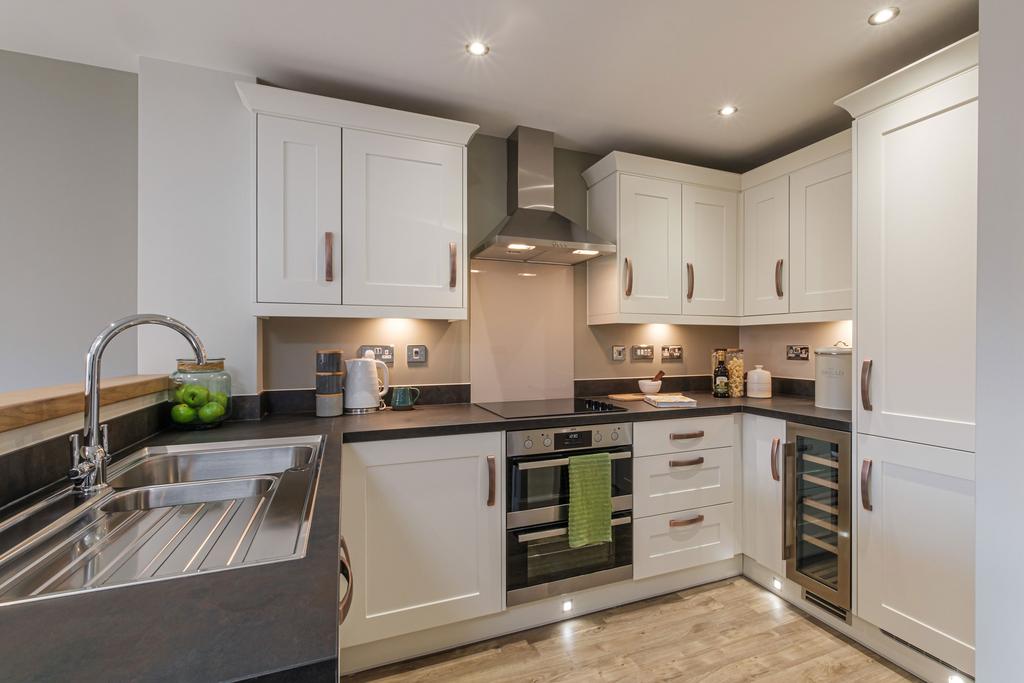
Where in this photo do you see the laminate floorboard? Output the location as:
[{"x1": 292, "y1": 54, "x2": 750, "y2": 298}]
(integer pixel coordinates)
[{"x1": 343, "y1": 578, "x2": 918, "y2": 682}]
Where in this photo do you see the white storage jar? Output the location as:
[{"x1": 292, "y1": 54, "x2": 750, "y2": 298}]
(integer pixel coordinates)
[
  {"x1": 815, "y1": 343, "x2": 853, "y2": 410},
  {"x1": 747, "y1": 365, "x2": 772, "y2": 398}
]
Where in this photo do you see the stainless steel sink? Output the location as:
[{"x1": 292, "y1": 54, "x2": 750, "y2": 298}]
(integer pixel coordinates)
[{"x1": 0, "y1": 435, "x2": 324, "y2": 606}]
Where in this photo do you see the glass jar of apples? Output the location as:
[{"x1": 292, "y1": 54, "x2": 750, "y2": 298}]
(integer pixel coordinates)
[{"x1": 169, "y1": 358, "x2": 231, "y2": 428}]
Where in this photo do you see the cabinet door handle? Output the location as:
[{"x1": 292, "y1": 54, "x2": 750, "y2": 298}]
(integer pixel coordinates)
[
  {"x1": 486, "y1": 455, "x2": 496, "y2": 507},
  {"x1": 861, "y1": 459, "x2": 874, "y2": 511},
  {"x1": 449, "y1": 242, "x2": 457, "y2": 288},
  {"x1": 324, "y1": 232, "x2": 335, "y2": 282},
  {"x1": 670, "y1": 430, "x2": 704, "y2": 441},
  {"x1": 770, "y1": 437, "x2": 781, "y2": 482},
  {"x1": 339, "y1": 535, "x2": 354, "y2": 623},
  {"x1": 669, "y1": 456, "x2": 704, "y2": 468},
  {"x1": 861, "y1": 359, "x2": 873, "y2": 411},
  {"x1": 669, "y1": 514, "x2": 704, "y2": 528},
  {"x1": 686, "y1": 262, "x2": 695, "y2": 301},
  {"x1": 624, "y1": 257, "x2": 633, "y2": 296},
  {"x1": 774, "y1": 258, "x2": 784, "y2": 297}
]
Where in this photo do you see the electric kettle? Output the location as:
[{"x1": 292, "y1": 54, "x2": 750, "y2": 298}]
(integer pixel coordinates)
[{"x1": 344, "y1": 350, "x2": 390, "y2": 414}]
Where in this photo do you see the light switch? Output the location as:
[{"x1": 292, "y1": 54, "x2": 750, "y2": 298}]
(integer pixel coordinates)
[
  {"x1": 407, "y1": 345, "x2": 428, "y2": 365},
  {"x1": 631, "y1": 344, "x2": 654, "y2": 361},
  {"x1": 611, "y1": 345, "x2": 626, "y2": 361}
]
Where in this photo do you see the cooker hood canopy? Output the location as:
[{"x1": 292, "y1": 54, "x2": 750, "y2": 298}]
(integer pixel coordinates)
[{"x1": 471, "y1": 126, "x2": 616, "y2": 265}]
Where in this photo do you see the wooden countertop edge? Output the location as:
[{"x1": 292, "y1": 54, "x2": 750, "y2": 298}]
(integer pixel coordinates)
[{"x1": 0, "y1": 374, "x2": 171, "y2": 433}]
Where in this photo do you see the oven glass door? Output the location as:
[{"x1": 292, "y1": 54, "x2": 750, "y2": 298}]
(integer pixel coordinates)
[
  {"x1": 508, "y1": 447, "x2": 632, "y2": 514},
  {"x1": 506, "y1": 513, "x2": 632, "y2": 598},
  {"x1": 785, "y1": 425, "x2": 851, "y2": 609}
]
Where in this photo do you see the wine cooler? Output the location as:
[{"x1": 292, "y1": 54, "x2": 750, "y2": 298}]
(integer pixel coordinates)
[{"x1": 784, "y1": 423, "x2": 852, "y2": 611}]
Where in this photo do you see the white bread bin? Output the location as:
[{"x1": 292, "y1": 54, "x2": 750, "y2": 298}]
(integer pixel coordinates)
[{"x1": 815, "y1": 343, "x2": 853, "y2": 410}]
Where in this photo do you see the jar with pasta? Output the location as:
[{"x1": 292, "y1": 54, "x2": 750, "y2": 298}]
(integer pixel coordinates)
[{"x1": 726, "y1": 349, "x2": 745, "y2": 398}]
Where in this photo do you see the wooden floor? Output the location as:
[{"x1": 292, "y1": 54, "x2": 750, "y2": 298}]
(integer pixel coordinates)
[{"x1": 343, "y1": 578, "x2": 918, "y2": 682}]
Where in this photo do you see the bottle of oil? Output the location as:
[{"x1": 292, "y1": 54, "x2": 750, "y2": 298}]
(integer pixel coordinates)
[{"x1": 713, "y1": 349, "x2": 729, "y2": 398}]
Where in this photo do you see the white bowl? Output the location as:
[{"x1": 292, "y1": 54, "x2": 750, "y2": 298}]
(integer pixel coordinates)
[{"x1": 638, "y1": 380, "x2": 662, "y2": 394}]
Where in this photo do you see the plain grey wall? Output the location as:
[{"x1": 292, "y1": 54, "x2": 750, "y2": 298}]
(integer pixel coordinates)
[{"x1": 0, "y1": 50, "x2": 138, "y2": 391}]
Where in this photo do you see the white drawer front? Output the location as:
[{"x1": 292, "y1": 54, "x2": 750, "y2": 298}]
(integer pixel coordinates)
[
  {"x1": 633, "y1": 503, "x2": 736, "y2": 580},
  {"x1": 634, "y1": 447, "x2": 734, "y2": 518},
  {"x1": 634, "y1": 415, "x2": 734, "y2": 457}
]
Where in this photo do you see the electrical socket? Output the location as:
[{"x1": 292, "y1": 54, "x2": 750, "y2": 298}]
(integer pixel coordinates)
[
  {"x1": 357, "y1": 345, "x2": 395, "y2": 366},
  {"x1": 661, "y1": 345, "x2": 683, "y2": 361}
]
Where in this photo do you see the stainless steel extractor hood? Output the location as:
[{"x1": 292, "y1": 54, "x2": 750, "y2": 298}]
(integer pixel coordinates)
[{"x1": 471, "y1": 126, "x2": 616, "y2": 265}]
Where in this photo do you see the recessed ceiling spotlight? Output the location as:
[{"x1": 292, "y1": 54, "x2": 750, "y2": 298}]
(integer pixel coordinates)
[
  {"x1": 868, "y1": 7, "x2": 900, "y2": 25},
  {"x1": 718, "y1": 105, "x2": 738, "y2": 117},
  {"x1": 466, "y1": 41, "x2": 490, "y2": 56}
]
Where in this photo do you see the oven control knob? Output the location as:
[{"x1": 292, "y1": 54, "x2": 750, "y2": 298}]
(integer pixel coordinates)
[
  {"x1": 610, "y1": 431, "x2": 620, "y2": 441},
  {"x1": 523, "y1": 439, "x2": 534, "y2": 450},
  {"x1": 594, "y1": 432, "x2": 603, "y2": 443},
  {"x1": 543, "y1": 438, "x2": 552, "y2": 448}
]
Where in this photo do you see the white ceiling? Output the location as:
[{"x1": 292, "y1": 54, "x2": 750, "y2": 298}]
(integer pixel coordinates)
[{"x1": 0, "y1": 0, "x2": 977, "y2": 171}]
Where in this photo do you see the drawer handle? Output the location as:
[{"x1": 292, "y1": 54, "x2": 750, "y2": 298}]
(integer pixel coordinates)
[
  {"x1": 669, "y1": 514, "x2": 704, "y2": 528},
  {"x1": 770, "y1": 437, "x2": 781, "y2": 482},
  {"x1": 670, "y1": 431, "x2": 705, "y2": 440},
  {"x1": 669, "y1": 456, "x2": 704, "y2": 468}
]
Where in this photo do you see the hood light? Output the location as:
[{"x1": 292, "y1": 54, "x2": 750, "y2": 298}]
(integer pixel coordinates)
[
  {"x1": 507, "y1": 244, "x2": 535, "y2": 251},
  {"x1": 868, "y1": 7, "x2": 900, "y2": 25},
  {"x1": 466, "y1": 41, "x2": 490, "y2": 56},
  {"x1": 572, "y1": 249, "x2": 600, "y2": 256},
  {"x1": 517, "y1": 272, "x2": 538, "y2": 277}
]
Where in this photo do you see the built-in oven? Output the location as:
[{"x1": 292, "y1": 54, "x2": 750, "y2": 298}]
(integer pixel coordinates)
[
  {"x1": 505, "y1": 422, "x2": 633, "y2": 606},
  {"x1": 784, "y1": 423, "x2": 852, "y2": 614}
]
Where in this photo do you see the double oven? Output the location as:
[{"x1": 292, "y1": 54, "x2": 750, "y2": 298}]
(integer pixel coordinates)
[{"x1": 505, "y1": 422, "x2": 633, "y2": 606}]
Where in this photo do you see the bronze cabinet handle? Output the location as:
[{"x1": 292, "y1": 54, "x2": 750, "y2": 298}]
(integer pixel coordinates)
[
  {"x1": 449, "y1": 242, "x2": 457, "y2": 288},
  {"x1": 624, "y1": 257, "x2": 633, "y2": 296},
  {"x1": 670, "y1": 430, "x2": 705, "y2": 440},
  {"x1": 669, "y1": 456, "x2": 705, "y2": 468},
  {"x1": 770, "y1": 437, "x2": 781, "y2": 482},
  {"x1": 861, "y1": 359, "x2": 873, "y2": 411},
  {"x1": 339, "y1": 535, "x2": 354, "y2": 623},
  {"x1": 861, "y1": 459, "x2": 874, "y2": 511},
  {"x1": 325, "y1": 232, "x2": 335, "y2": 282},
  {"x1": 686, "y1": 262, "x2": 695, "y2": 301},
  {"x1": 486, "y1": 455, "x2": 496, "y2": 507},
  {"x1": 783, "y1": 442, "x2": 796, "y2": 560},
  {"x1": 669, "y1": 514, "x2": 704, "y2": 528},
  {"x1": 774, "y1": 258, "x2": 784, "y2": 297}
]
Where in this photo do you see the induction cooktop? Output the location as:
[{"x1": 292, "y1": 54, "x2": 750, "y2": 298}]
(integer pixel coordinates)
[{"x1": 475, "y1": 398, "x2": 627, "y2": 420}]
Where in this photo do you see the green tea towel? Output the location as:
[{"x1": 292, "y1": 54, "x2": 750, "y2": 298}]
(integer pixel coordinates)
[{"x1": 568, "y1": 452, "x2": 613, "y2": 548}]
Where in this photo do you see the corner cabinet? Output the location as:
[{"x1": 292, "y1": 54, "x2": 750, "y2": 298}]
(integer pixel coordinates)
[
  {"x1": 742, "y1": 176, "x2": 789, "y2": 316},
  {"x1": 238, "y1": 81, "x2": 478, "y2": 319},
  {"x1": 583, "y1": 152, "x2": 740, "y2": 325},
  {"x1": 340, "y1": 432, "x2": 503, "y2": 647}
]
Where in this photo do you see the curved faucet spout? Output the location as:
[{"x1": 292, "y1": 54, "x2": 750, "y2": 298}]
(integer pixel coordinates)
[{"x1": 74, "y1": 314, "x2": 208, "y2": 494}]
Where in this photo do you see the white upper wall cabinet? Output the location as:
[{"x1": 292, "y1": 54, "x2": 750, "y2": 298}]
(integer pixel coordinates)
[
  {"x1": 742, "y1": 176, "x2": 790, "y2": 316},
  {"x1": 788, "y1": 152, "x2": 852, "y2": 313},
  {"x1": 256, "y1": 115, "x2": 341, "y2": 305},
  {"x1": 682, "y1": 186, "x2": 738, "y2": 316},
  {"x1": 238, "y1": 81, "x2": 477, "y2": 319},
  {"x1": 839, "y1": 43, "x2": 978, "y2": 452},
  {"x1": 342, "y1": 129, "x2": 465, "y2": 309},
  {"x1": 618, "y1": 174, "x2": 683, "y2": 315}
]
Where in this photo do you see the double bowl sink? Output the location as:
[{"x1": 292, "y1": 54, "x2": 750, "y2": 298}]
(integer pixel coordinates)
[{"x1": 0, "y1": 435, "x2": 325, "y2": 605}]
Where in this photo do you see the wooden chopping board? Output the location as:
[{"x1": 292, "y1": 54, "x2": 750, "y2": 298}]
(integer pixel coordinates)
[{"x1": 608, "y1": 392, "x2": 686, "y2": 401}]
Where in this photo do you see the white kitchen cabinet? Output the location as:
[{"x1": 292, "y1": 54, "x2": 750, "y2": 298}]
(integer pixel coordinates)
[
  {"x1": 633, "y1": 446, "x2": 734, "y2": 518},
  {"x1": 740, "y1": 414, "x2": 786, "y2": 576},
  {"x1": 238, "y1": 81, "x2": 478, "y2": 319},
  {"x1": 256, "y1": 114, "x2": 342, "y2": 305},
  {"x1": 342, "y1": 129, "x2": 466, "y2": 310},
  {"x1": 845, "y1": 68, "x2": 978, "y2": 452},
  {"x1": 857, "y1": 434, "x2": 975, "y2": 675},
  {"x1": 682, "y1": 186, "x2": 739, "y2": 316},
  {"x1": 788, "y1": 152, "x2": 852, "y2": 313},
  {"x1": 340, "y1": 432, "x2": 502, "y2": 647},
  {"x1": 633, "y1": 503, "x2": 737, "y2": 580},
  {"x1": 742, "y1": 175, "x2": 790, "y2": 316},
  {"x1": 617, "y1": 174, "x2": 682, "y2": 315}
]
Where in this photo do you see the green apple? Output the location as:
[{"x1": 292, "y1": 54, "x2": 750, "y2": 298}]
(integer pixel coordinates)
[
  {"x1": 181, "y1": 384, "x2": 209, "y2": 408},
  {"x1": 173, "y1": 384, "x2": 187, "y2": 403},
  {"x1": 210, "y1": 391, "x2": 229, "y2": 408},
  {"x1": 198, "y1": 401, "x2": 226, "y2": 424},
  {"x1": 170, "y1": 403, "x2": 197, "y2": 424}
]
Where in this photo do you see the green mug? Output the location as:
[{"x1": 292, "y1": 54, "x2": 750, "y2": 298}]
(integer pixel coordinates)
[{"x1": 391, "y1": 386, "x2": 420, "y2": 410}]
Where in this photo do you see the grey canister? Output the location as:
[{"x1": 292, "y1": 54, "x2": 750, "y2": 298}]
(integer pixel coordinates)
[{"x1": 315, "y1": 350, "x2": 345, "y2": 417}]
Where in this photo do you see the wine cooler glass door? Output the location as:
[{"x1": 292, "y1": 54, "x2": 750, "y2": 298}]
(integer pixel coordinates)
[{"x1": 784, "y1": 424, "x2": 851, "y2": 610}]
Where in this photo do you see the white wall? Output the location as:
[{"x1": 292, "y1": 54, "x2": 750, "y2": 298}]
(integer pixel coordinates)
[
  {"x1": 137, "y1": 58, "x2": 259, "y2": 394},
  {"x1": 976, "y1": 5, "x2": 1023, "y2": 678},
  {"x1": 0, "y1": 50, "x2": 138, "y2": 392}
]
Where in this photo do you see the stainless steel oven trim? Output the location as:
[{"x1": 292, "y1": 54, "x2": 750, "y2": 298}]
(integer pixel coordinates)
[
  {"x1": 516, "y1": 516, "x2": 632, "y2": 543},
  {"x1": 515, "y1": 451, "x2": 632, "y2": 470},
  {"x1": 507, "y1": 495, "x2": 633, "y2": 529},
  {"x1": 784, "y1": 423, "x2": 852, "y2": 610},
  {"x1": 506, "y1": 422, "x2": 633, "y2": 457},
  {"x1": 506, "y1": 565, "x2": 634, "y2": 607}
]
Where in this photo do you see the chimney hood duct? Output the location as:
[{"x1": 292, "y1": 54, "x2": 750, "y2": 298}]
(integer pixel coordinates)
[{"x1": 471, "y1": 126, "x2": 616, "y2": 265}]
